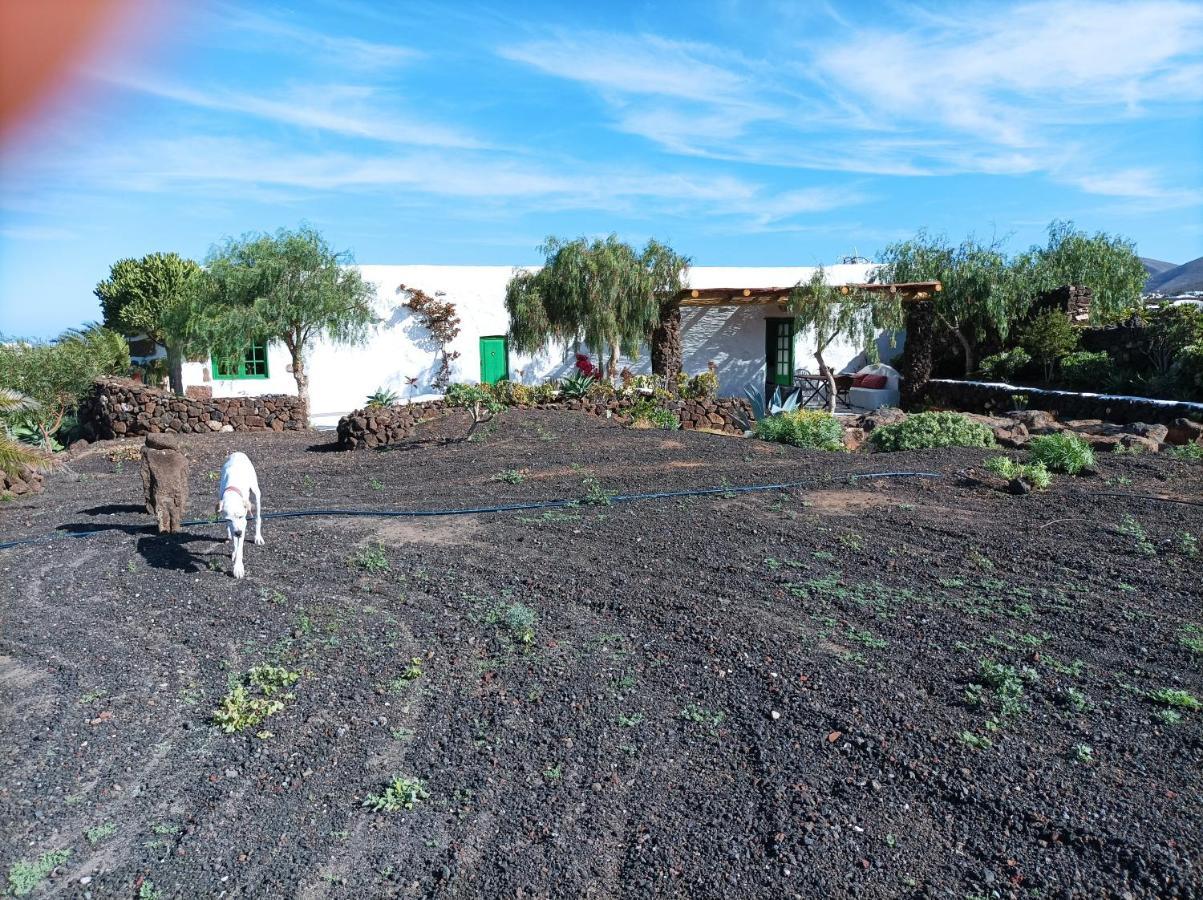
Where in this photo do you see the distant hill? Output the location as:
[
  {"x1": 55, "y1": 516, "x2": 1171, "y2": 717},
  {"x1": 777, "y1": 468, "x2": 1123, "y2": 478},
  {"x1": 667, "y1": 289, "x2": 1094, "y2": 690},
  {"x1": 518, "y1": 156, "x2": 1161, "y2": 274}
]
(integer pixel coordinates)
[
  {"x1": 1145, "y1": 256, "x2": 1203, "y2": 294},
  {"x1": 1141, "y1": 256, "x2": 1177, "y2": 278}
]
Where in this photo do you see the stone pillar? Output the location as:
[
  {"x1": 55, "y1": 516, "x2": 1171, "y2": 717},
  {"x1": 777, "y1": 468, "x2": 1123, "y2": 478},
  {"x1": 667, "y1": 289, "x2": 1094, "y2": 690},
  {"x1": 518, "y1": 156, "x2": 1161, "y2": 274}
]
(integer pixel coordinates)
[
  {"x1": 897, "y1": 300, "x2": 935, "y2": 410},
  {"x1": 141, "y1": 434, "x2": 189, "y2": 534},
  {"x1": 651, "y1": 301, "x2": 682, "y2": 388}
]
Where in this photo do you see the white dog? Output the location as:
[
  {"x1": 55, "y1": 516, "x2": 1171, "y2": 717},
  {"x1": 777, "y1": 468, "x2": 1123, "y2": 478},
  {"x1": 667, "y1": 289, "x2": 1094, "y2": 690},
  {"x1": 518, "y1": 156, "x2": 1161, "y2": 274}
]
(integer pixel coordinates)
[{"x1": 216, "y1": 451, "x2": 264, "y2": 579}]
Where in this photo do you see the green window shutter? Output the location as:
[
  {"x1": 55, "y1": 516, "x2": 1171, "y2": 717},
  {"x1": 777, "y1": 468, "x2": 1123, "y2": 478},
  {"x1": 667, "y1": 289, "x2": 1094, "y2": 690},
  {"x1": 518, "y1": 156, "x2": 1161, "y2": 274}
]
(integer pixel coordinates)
[{"x1": 213, "y1": 341, "x2": 270, "y2": 379}]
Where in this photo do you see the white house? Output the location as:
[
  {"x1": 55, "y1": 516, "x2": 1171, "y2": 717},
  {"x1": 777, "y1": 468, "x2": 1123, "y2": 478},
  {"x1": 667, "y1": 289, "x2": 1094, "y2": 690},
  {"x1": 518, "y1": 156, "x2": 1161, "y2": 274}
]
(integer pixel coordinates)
[{"x1": 175, "y1": 263, "x2": 907, "y2": 427}]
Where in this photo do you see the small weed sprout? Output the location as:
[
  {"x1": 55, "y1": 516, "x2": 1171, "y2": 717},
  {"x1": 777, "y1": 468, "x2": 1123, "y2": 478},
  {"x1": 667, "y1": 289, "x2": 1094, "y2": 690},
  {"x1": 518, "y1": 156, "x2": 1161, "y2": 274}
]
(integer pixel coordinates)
[
  {"x1": 364, "y1": 776, "x2": 429, "y2": 812},
  {"x1": 681, "y1": 703, "x2": 724, "y2": 732},
  {"x1": 1177, "y1": 532, "x2": 1199, "y2": 559},
  {"x1": 1072, "y1": 743, "x2": 1094, "y2": 764},
  {"x1": 581, "y1": 475, "x2": 616, "y2": 506},
  {"x1": 138, "y1": 880, "x2": 163, "y2": 900},
  {"x1": 369, "y1": 476, "x2": 385, "y2": 491},
  {"x1": 1156, "y1": 708, "x2": 1183, "y2": 726},
  {"x1": 493, "y1": 469, "x2": 526, "y2": 484},
  {"x1": 958, "y1": 731, "x2": 992, "y2": 750},
  {"x1": 1116, "y1": 515, "x2": 1156, "y2": 556},
  {"x1": 1064, "y1": 687, "x2": 1091, "y2": 713},
  {"x1": 85, "y1": 822, "x2": 116, "y2": 845},
  {"x1": 543, "y1": 765, "x2": 563, "y2": 780},
  {"x1": 352, "y1": 544, "x2": 390, "y2": 573},
  {"x1": 1179, "y1": 625, "x2": 1203, "y2": 655},
  {"x1": 1148, "y1": 688, "x2": 1200, "y2": 711},
  {"x1": 617, "y1": 712, "x2": 645, "y2": 727},
  {"x1": 7, "y1": 849, "x2": 71, "y2": 897},
  {"x1": 1165, "y1": 443, "x2": 1203, "y2": 461},
  {"x1": 502, "y1": 603, "x2": 537, "y2": 645},
  {"x1": 846, "y1": 627, "x2": 888, "y2": 650},
  {"x1": 213, "y1": 666, "x2": 300, "y2": 733}
]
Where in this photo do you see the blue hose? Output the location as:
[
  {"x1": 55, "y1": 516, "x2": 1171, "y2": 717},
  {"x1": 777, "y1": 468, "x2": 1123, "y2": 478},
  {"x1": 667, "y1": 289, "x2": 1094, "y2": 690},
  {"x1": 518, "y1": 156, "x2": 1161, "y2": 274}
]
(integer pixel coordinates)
[{"x1": 0, "y1": 471, "x2": 941, "y2": 552}]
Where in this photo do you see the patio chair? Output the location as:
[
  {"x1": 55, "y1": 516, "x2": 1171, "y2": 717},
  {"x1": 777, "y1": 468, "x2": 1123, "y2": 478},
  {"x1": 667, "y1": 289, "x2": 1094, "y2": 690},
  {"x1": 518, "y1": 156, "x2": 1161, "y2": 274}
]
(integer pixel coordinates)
[{"x1": 846, "y1": 363, "x2": 901, "y2": 410}]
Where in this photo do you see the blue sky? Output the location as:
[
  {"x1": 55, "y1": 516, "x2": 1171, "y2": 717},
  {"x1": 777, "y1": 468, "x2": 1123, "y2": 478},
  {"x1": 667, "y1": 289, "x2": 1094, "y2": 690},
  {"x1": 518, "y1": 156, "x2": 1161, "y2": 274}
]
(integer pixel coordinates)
[{"x1": 2, "y1": 0, "x2": 1201, "y2": 337}]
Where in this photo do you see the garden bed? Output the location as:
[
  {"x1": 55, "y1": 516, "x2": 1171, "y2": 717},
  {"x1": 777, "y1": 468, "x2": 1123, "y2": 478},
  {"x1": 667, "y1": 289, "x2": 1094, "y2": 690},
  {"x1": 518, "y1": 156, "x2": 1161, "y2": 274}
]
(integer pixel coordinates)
[{"x1": 1, "y1": 409, "x2": 1201, "y2": 896}]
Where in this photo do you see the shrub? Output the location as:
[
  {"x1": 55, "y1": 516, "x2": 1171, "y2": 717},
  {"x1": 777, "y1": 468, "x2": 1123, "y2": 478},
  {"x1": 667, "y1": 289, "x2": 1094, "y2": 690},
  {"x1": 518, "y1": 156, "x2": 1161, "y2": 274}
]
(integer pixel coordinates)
[
  {"x1": 365, "y1": 387, "x2": 399, "y2": 408},
  {"x1": 1059, "y1": 351, "x2": 1114, "y2": 390},
  {"x1": 681, "y1": 370, "x2": 719, "y2": 400},
  {"x1": 1166, "y1": 443, "x2": 1203, "y2": 461},
  {"x1": 755, "y1": 410, "x2": 844, "y2": 451},
  {"x1": 1028, "y1": 432, "x2": 1094, "y2": 474},
  {"x1": 628, "y1": 399, "x2": 678, "y2": 430},
  {"x1": 532, "y1": 381, "x2": 559, "y2": 403},
  {"x1": 488, "y1": 379, "x2": 533, "y2": 406},
  {"x1": 1018, "y1": 310, "x2": 1079, "y2": 382},
  {"x1": 363, "y1": 775, "x2": 429, "y2": 812},
  {"x1": 870, "y1": 412, "x2": 996, "y2": 451},
  {"x1": 1173, "y1": 342, "x2": 1203, "y2": 400},
  {"x1": 978, "y1": 347, "x2": 1031, "y2": 382},
  {"x1": 445, "y1": 383, "x2": 502, "y2": 436},
  {"x1": 558, "y1": 371, "x2": 595, "y2": 399},
  {"x1": 984, "y1": 456, "x2": 1052, "y2": 490}
]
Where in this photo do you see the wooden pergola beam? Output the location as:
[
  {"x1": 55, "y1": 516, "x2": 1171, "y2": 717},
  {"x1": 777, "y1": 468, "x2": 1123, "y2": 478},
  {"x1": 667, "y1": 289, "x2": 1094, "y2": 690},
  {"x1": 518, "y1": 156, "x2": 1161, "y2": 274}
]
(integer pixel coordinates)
[{"x1": 675, "y1": 280, "x2": 942, "y2": 307}]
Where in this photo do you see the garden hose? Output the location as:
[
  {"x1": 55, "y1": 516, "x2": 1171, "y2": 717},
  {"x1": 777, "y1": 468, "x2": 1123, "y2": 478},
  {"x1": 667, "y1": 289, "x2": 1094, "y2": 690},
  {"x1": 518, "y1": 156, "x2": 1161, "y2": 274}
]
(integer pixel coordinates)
[{"x1": 0, "y1": 471, "x2": 941, "y2": 552}]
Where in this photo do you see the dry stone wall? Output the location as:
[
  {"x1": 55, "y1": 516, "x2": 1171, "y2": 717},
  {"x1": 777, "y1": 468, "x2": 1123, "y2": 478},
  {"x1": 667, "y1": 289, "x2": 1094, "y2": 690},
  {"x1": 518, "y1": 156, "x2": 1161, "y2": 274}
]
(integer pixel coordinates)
[
  {"x1": 82, "y1": 378, "x2": 305, "y2": 439},
  {"x1": 336, "y1": 395, "x2": 752, "y2": 450}
]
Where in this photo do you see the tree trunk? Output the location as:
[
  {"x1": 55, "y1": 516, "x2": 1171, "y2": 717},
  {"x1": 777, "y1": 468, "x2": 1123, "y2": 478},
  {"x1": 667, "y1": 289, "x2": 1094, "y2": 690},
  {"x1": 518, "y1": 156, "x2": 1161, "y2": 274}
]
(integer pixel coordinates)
[
  {"x1": 606, "y1": 344, "x2": 618, "y2": 383},
  {"x1": 815, "y1": 345, "x2": 837, "y2": 414},
  {"x1": 290, "y1": 346, "x2": 309, "y2": 424},
  {"x1": 166, "y1": 345, "x2": 184, "y2": 396},
  {"x1": 651, "y1": 301, "x2": 683, "y2": 392},
  {"x1": 939, "y1": 314, "x2": 975, "y2": 376}
]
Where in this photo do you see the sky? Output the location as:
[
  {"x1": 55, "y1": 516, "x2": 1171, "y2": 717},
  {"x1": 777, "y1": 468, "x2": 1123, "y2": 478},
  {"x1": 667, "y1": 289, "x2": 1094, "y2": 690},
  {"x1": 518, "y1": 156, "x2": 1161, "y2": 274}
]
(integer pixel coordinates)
[{"x1": 1, "y1": 0, "x2": 1201, "y2": 337}]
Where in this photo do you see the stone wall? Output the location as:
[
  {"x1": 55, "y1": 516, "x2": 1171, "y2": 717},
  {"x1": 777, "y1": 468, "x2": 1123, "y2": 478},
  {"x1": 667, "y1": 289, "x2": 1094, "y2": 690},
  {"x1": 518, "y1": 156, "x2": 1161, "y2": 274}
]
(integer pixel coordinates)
[
  {"x1": 82, "y1": 378, "x2": 306, "y2": 439},
  {"x1": 336, "y1": 395, "x2": 753, "y2": 450},
  {"x1": 1, "y1": 463, "x2": 44, "y2": 499},
  {"x1": 921, "y1": 378, "x2": 1203, "y2": 426}
]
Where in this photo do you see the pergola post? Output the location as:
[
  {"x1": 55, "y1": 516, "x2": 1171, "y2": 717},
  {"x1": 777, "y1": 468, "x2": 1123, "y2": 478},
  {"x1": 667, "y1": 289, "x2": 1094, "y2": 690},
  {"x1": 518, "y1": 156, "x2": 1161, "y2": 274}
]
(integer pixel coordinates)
[
  {"x1": 897, "y1": 299, "x2": 935, "y2": 410},
  {"x1": 651, "y1": 299, "x2": 682, "y2": 388}
]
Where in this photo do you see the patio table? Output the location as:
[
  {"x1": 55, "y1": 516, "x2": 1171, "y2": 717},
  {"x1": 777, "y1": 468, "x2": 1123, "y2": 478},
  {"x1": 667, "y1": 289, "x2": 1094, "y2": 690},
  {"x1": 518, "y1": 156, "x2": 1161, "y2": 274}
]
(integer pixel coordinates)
[{"x1": 792, "y1": 374, "x2": 830, "y2": 408}]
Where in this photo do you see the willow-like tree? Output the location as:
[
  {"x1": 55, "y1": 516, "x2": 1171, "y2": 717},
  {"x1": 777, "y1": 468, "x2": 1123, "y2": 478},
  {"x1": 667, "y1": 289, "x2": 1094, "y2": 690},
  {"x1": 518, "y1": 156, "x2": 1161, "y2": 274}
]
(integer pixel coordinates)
[
  {"x1": 790, "y1": 267, "x2": 904, "y2": 412},
  {"x1": 201, "y1": 226, "x2": 376, "y2": 417},
  {"x1": 1013, "y1": 220, "x2": 1146, "y2": 320},
  {"x1": 95, "y1": 252, "x2": 202, "y2": 394},
  {"x1": 505, "y1": 236, "x2": 689, "y2": 380},
  {"x1": 872, "y1": 232, "x2": 1017, "y2": 376}
]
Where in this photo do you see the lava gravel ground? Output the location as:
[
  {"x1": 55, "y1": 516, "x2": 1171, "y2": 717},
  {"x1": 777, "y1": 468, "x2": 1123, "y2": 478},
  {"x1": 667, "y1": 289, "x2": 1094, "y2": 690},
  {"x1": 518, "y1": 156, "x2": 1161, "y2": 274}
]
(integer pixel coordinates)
[{"x1": 1, "y1": 409, "x2": 1201, "y2": 898}]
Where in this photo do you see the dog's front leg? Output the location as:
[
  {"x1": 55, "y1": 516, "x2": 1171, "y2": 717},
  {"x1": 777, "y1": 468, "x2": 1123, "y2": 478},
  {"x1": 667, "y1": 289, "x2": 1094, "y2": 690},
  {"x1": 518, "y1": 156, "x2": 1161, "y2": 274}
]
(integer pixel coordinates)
[
  {"x1": 252, "y1": 488, "x2": 264, "y2": 546},
  {"x1": 232, "y1": 532, "x2": 246, "y2": 579}
]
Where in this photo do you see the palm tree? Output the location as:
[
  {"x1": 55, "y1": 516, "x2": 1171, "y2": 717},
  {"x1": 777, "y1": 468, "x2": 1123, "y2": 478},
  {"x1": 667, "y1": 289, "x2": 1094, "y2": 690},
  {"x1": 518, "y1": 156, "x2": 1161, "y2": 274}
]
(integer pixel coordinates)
[{"x1": 0, "y1": 388, "x2": 47, "y2": 478}]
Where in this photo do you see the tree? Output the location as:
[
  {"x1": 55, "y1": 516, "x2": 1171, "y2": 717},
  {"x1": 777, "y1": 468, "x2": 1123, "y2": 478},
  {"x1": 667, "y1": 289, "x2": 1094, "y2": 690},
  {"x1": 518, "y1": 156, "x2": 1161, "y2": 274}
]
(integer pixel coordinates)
[
  {"x1": 397, "y1": 284, "x2": 461, "y2": 389},
  {"x1": 201, "y1": 226, "x2": 376, "y2": 417},
  {"x1": 789, "y1": 268, "x2": 903, "y2": 412},
  {"x1": 1018, "y1": 309, "x2": 1079, "y2": 382},
  {"x1": 95, "y1": 252, "x2": 202, "y2": 394},
  {"x1": 872, "y1": 231, "x2": 1019, "y2": 376},
  {"x1": 1016, "y1": 220, "x2": 1146, "y2": 321},
  {"x1": 0, "y1": 323, "x2": 130, "y2": 447},
  {"x1": 505, "y1": 235, "x2": 689, "y2": 380}
]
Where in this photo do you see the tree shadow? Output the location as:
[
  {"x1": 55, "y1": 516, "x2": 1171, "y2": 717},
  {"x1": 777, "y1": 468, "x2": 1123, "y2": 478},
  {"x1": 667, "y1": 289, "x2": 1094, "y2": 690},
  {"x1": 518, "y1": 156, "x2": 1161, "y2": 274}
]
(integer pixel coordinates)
[
  {"x1": 81, "y1": 503, "x2": 146, "y2": 516},
  {"x1": 306, "y1": 440, "x2": 345, "y2": 453},
  {"x1": 57, "y1": 521, "x2": 152, "y2": 537},
  {"x1": 136, "y1": 531, "x2": 223, "y2": 573}
]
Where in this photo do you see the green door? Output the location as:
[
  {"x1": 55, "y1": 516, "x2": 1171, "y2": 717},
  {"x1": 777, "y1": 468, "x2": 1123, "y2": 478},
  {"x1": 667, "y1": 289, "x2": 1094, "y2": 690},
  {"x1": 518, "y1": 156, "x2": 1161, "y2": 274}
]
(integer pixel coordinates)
[
  {"x1": 479, "y1": 336, "x2": 509, "y2": 384},
  {"x1": 765, "y1": 318, "x2": 795, "y2": 387}
]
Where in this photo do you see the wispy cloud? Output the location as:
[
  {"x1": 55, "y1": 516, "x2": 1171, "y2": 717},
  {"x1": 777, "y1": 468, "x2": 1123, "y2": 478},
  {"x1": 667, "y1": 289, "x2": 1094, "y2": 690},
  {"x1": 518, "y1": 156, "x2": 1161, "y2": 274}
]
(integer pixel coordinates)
[
  {"x1": 94, "y1": 71, "x2": 484, "y2": 150},
  {"x1": 214, "y1": 5, "x2": 422, "y2": 72},
  {"x1": 499, "y1": 2, "x2": 1203, "y2": 210}
]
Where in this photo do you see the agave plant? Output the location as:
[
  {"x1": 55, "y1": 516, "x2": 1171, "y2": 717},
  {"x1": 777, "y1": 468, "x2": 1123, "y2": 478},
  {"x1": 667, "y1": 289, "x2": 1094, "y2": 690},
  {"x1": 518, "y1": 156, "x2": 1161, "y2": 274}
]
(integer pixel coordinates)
[
  {"x1": 365, "y1": 387, "x2": 400, "y2": 409},
  {"x1": 735, "y1": 384, "x2": 801, "y2": 431},
  {"x1": 558, "y1": 371, "x2": 596, "y2": 400},
  {"x1": 0, "y1": 388, "x2": 47, "y2": 478}
]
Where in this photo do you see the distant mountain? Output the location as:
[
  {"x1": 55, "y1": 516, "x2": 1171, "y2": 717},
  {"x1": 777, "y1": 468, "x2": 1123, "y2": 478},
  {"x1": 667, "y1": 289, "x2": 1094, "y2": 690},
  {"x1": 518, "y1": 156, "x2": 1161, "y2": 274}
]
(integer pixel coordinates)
[
  {"x1": 1145, "y1": 256, "x2": 1203, "y2": 294},
  {"x1": 1141, "y1": 256, "x2": 1177, "y2": 278}
]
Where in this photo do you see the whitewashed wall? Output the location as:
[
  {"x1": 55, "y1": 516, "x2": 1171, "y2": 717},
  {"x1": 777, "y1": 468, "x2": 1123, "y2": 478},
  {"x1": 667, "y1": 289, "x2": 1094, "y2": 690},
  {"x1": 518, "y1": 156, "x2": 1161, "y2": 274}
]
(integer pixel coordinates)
[{"x1": 179, "y1": 263, "x2": 906, "y2": 426}]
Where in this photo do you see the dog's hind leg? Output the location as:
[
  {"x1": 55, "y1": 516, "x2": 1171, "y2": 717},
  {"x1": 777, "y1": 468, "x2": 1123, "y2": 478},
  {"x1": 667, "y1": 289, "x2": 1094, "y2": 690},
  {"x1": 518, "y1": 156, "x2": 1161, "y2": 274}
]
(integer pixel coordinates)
[{"x1": 251, "y1": 484, "x2": 264, "y2": 546}]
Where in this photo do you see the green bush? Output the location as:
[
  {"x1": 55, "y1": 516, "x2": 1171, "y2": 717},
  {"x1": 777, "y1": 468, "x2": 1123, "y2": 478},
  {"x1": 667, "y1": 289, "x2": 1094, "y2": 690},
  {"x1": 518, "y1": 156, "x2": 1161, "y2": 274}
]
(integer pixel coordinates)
[
  {"x1": 1028, "y1": 432, "x2": 1095, "y2": 474},
  {"x1": 532, "y1": 382, "x2": 559, "y2": 403},
  {"x1": 1018, "y1": 310, "x2": 1079, "y2": 382},
  {"x1": 979, "y1": 347, "x2": 1031, "y2": 382},
  {"x1": 681, "y1": 370, "x2": 719, "y2": 400},
  {"x1": 1059, "y1": 351, "x2": 1114, "y2": 390},
  {"x1": 488, "y1": 379, "x2": 533, "y2": 406},
  {"x1": 1165, "y1": 443, "x2": 1202, "y2": 462},
  {"x1": 1173, "y1": 343, "x2": 1203, "y2": 400},
  {"x1": 755, "y1": 410, "x2": 844, "y2": 451},
  {"x1": 628, "y1": 399, "x2": 678, "y2": 429},
  {"x1": 984, "y1": 456, "x2": 1052, "y2": 490},
  {"x1": 869, "y1": 412, "x2": 996, "y2": 451},
  {"x1": 558, "y1": 371, "x2": 595, "y2": 399}
]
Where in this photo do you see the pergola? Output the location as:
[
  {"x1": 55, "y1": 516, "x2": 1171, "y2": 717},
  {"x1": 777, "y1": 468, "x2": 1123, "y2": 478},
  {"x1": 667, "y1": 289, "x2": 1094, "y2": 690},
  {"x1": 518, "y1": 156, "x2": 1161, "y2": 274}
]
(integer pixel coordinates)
[{"x1": 676, "y1": 281, "x2": 942, "y2": 307}]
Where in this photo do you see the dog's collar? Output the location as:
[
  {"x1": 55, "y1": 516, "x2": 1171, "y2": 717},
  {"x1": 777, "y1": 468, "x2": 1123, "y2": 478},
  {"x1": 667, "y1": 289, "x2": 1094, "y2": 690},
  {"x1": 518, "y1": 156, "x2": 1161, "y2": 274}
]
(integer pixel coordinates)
[{"x1": 223, "y1": 486, "x2": 244, "y2": 500}]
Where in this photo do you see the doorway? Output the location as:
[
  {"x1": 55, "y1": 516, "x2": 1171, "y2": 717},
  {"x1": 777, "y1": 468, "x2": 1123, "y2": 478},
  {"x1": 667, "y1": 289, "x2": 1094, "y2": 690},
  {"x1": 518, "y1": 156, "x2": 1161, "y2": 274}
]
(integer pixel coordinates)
[
  {"x1": 479, "y1": 335, "x2": 509, "y2": 384},
  {"x1": 764, "y1": 318, "x2": 795, "y2": 389}
]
